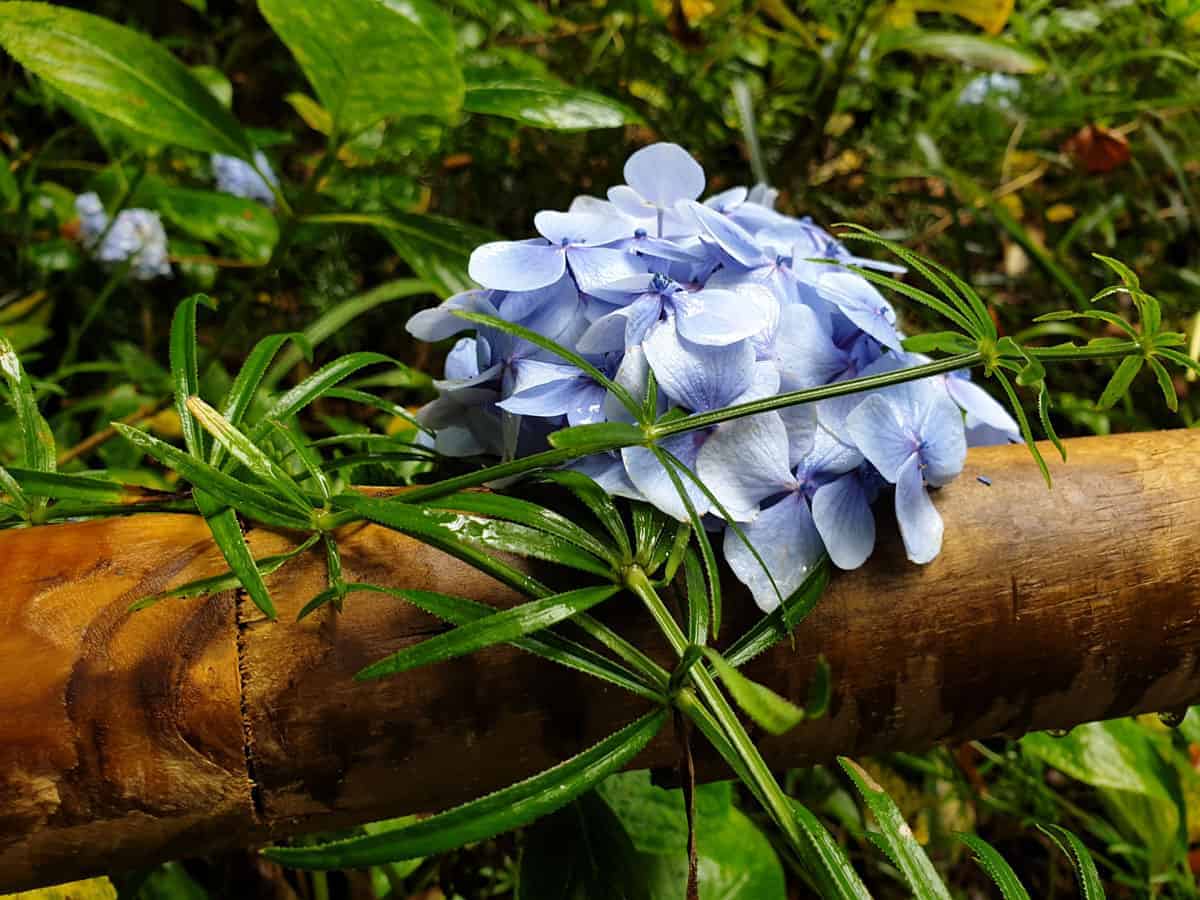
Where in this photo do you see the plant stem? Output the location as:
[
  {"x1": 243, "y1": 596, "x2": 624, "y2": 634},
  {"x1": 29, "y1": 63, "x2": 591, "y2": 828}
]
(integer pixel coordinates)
[{"x1": 58, "y1": 259, "x2": 132, "y2": 373}]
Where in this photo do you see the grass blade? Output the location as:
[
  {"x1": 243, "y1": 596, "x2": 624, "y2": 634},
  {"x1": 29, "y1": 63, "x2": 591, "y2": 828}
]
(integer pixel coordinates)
[
  {"x1": 264, "y1": 710, "x2": 668, "y2": 868},
  {"x1": 956, "y1": 834, "x2": 1031, "y2": 900},
  {"x1": 168, "y1": 294, "x2": 216, "y2": 459},
  {"x1": 355, "y1": 584, "x2": 621, "y2": 680},
  {"x1": 205, "y1": 506, "x2": 278, "y2": 619},
  {"x1": 724, "y1": 556, "x2": 830, "y2": 668},
  {"x1": 1039, "y1": 824, "x2": 1106, "y2": 900}
]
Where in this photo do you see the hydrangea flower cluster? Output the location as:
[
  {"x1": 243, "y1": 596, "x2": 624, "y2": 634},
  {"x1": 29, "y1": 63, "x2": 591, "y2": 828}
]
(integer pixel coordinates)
[
  {"x1": 407, "y1": 143, "x2": 1020, "y2": 611},
  {"x1": 74, "y1": 192, "x2": 171, "y2": 281},
  {"x1": 211, "y1": 150, "x2": 279, "y2": 207}
]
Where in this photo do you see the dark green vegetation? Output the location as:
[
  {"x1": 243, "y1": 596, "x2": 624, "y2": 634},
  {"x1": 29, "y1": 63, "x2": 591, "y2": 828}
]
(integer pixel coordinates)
[{"x1": 2, "y1": 1, "x2": 1200, "y2": 897}]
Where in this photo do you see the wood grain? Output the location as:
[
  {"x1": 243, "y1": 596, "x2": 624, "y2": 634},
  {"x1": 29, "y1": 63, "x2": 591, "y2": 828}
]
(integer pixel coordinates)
[{"x1": 1, "y1": 430, "x2": 1198, "y2": 889}]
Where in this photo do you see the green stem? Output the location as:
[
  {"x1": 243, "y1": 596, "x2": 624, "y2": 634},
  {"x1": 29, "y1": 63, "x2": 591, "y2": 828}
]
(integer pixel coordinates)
[
  {"x1": 58, "y1": 259, "x2": 132, "y2": 373},
  {"x1": 625, "y1": 567, "x2": 807, "y2": 850}
]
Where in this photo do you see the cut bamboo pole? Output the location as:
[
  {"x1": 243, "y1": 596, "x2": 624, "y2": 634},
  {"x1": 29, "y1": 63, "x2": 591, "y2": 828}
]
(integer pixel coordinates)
[{"x1": 1, "y1": 430, "x2": 1199, "y2": 890}]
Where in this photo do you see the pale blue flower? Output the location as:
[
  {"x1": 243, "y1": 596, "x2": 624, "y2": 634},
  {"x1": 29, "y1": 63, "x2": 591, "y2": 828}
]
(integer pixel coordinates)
[
  {"x1": 212, "y1": 150, "x2": 279, "y2": 207},
  {"x1": 75, "y1": 192, "x2": 108, "y2": 247},
  {"x1": 607, "y1": 142, "x2": 706, "y2": 237},
  {"x1": 78, "y1": 197, "x2": 172, "y2": 281},
  {"x1": 845, "y1": 375, "x2": 967, "y2": 564}
]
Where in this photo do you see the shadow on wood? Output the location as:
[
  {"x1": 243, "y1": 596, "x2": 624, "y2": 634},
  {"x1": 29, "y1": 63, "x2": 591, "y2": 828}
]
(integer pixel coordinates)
[{"x1": 1, "y1": 430, "x2": 1198, "y2": 889}]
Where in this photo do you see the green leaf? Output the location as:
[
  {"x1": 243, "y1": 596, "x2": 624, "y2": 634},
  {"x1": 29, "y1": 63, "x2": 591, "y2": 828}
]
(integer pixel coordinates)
[
  {"x1": 0, "y1": 149, "x2": 18, "y2": 213},
  {"x1": 599, "y1": 773, "x2": 732, "y2": 855},
  {"x1": 376, "y1": 211, "x2": 499, "y2": 299},
  {"x1": 114, "y1": 423, "x2": 313, "y2": 530},
  {"x1": 187, "y1": 397, "x2": 312, "y2": 512},
  {"x1": 424, "y1": 491, "x2": 618, "y2": 570},
  {"x1": 704, "y1": 648, "x2": 806, "y2": 736},
  {"x1": 790, "y1": 801, "x2": 872, "y2": 900},
  {"x1": 169, "y1": 295, "x2": 216, "y2": 460},
  {"x1": 1038, "y1": 824, "x2": 1106, "y2": 900},
  {"x1": 536, "y1": 469, "x2": 632, "y2": 563},
  {"x1": 264, "y1": 710, "x2": 668, "y2": 868},
  {"x1": 3, "y1": 467, "x2": 142, "y2": 504},
  {"x1": 1147, "y1": 358, "x2": 1179, "y2": 412},
  {"x1": 155, "y1": 187, "x2": 279, "y2": 264},
  {"x1": 683, "y1": 546, "x2": 709, "y2": 647},
  {"x1": 1098, "y1": 355, "x2": 1143, "y2": 409},
  {"x1": 0, "y1": 336, "x2": 56, "y2": 475},
  {"x1": 131, "y1": 533, "x2": 320, "y2": 611},
  {"x1": 901, "y1": 332, "x2": 977, "y2": 355},
  {"x1": 205, "y1": 507, "x2": 279, "y2": 619},
  {"x1": 0, "y1": 3, "x2": 251, "y2": 156},
  {"x1": 356, "y1": 584, "x2": 620, "y2": 679},
  {"x1": 318, "y1": 583, "x2": 663, "y2": 702},
  {"x1": 548, "y1": 421, "x2": 646, "y2": 451},
  {"x1": 0, "y1": 463, "x2": 28, "y2": 513},
  {"x1": 724, "y1": 556, "x2": 830, "y2": 668},
  {"x1": 878, "y1": 29, "x2": 1045, "y2": 73},
  {"x1": 249, "y1": 352, "x2": 396, "y2": 443},
  {"x1": 839, "y1": 758, "x2": 952, "y2": 900},
  {"x1": 955, "y1": 834, "x2": 1031, "y2": 900},
  {"x1": 331, "y1": 492, "x2": 550, "y2": 598},
  {"x1": 217, "y1": 333, "x2": 311, "y2": 459},
  {"x1": 284, "y1": 91, "x2": 332, "y2": 135},
  {"x1": 464, "y1": 78, "x2": 638, "y2": 131},
  {"x1": 262, "y1": 279, "x2": 430, "y2": 389},
  {"x1": 517, "y1": 793, "x2": 643, "y2": 900},
  {"x1": 257, "y1": 0, "x2": 464, "y2": 135},
  {"x1": 1023, "y1": 721, "x2": 1186, "y2": 873}
]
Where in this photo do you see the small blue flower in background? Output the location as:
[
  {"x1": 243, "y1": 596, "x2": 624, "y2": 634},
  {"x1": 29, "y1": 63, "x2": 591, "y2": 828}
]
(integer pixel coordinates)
[
  {"x1": 958, "y1": 73, "x2": 1022, "y2": 110},
  {"x1": 212, "y1": 150, "x2": 279, "y2": 207},
  {"x1": 407, "y1": 141, "x2": 1021, "y2": 605},
  {"x1": 74, "y1": 192, "x2": 171, "y2": 280}
]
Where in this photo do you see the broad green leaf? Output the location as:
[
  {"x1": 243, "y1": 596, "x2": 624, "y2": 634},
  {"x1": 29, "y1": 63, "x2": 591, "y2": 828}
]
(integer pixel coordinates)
[
  {"x1": 424, "y1": 491, "x2": 617, "y2": 569},
  {"x1": 704, "y1": 648, "x2": 806, "y2": 736},
  {"x1": 1039, "y1": 824, "x2": 1106, "y2": 899},
  {"x1": 599, "y1": 772, "x2": 733, "y2": 856},
  {"x1": 114, "y1": 423, "x2": 312, "y2": 531},
  {"x1": 132, "y1": 534, "x2": 320, "y2": 611},
  {"x1": 377, "y1": 211, "x2": 499, "y2": 299},
  {"x1": 257, "y1": 0, "x2": 464, "y2": 135},
  {"x1": 187, "y1": 397, "x2": 312, "y2": 512},
  {"x1": 839, "y1": 758, "x2": 953, "y2": 900},
  {"x1": 356, "y1": 584, "x2": 620, "y2": 679},
  {"x1": 464, "y1": 78, "x2": 638, "y2": 131},
  {"x1": 264, "y1": 710, "x2": 668, "y2": 867},
  {"x1": 878, "y1": 29, "x2": 1044, "y2": 72},
  {"x1": 1098, "y1": 355, "x2": 1143, "y2": 409},
  {"x1": 156, "y1": 187, "x2": 278, "y2": 263},
  {"x1": 517, "y1": 793, "x2": 642, "y2": 900},
  {"x1": 263, "y1": 279, "x2": 430, "y2": 389},
  {"x1": 956, "y1": 834, "x2": 1031, "y2": 900},
  {"x1": 1023, "y1": 721, "x2": 1186, "y2": 872},
  {"x1": 0, "y1": 337, "x2": 55, "y2": 475},
  {"x1": 319, "y1": 583, "x2": 663, "y2": 702},
  {"x1": 0, "y1": 3, "x2": 251, "y2": 156}
]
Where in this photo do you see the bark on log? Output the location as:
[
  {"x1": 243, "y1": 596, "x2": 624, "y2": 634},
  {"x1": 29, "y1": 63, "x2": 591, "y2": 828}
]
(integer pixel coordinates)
[{"x1": 1, "y1": 429, "x2": 1199, "y2": 889}]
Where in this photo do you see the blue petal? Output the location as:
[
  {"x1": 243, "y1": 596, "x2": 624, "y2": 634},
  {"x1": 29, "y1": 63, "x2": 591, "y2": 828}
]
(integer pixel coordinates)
[
  {"x1": 723, "y1": 493, "x2": 823, "y2": 613},
  {"x1": 844, "y1": 393, "x2": 916, "y2": 483},
  {"x1": 469, "y1": 240, "x2": 565, "y2": 291},
  {"x1": 444, "y1": 336, "x2": 481, "y2": 381},
  {"x1": 577, "y1": 306, "x2": 635, "y2": 355},
  {"x1": 811, "y1": 472, "x2": 875, "y2": 570},
  {"x1": 622, "y1": 435, "x2": 711, "y2": 521},
  {"x1": 643, "y1": 323, "x2": 755, "y2": 412},
  {"x1": 587, "y1": 273, "x2": 657, "y2": 305},
  {"x1": 624, "y1": 143, "x2": 706, "y2": 208},
  {"x1": 533, "y1": 210, "x2": 630, "y2": 246},
  {"x1": 778, "y1": 406, "x2": 819, "y2": 469},
  {"x1": 917, "y1": 389, "x2": 967, "y2": 486},
  {"x1": 773, "y1": 303, "x2": 850, "y2": 390},
  {"x1": 946, "y1": 375, "x2": 1021, "y2": 442},
  {"x1": 895, "y1": 452, "x2": 943, "y2": 564},
  {"x1": 682, "y1": 200, "x2": 768, "y2": 268},
  {"x1": 568, "y1": 381, "x2": 608, "y2": 426},
  {"x1": 816, "y1": 271, "x2": 902, "y2": 351},
  {"x1": 704, "y1": 186, "x2": 748, "y2": 213},
  {"x1": 695, "y1": 412, "x2": 796, "y2": 521},
  {"x1": 567, "y1": 246, "x2": 649, "y2": 295},
  {"x1": 672, "y1": 288, "x2": 767, "y2": 346},
  {"x1": 497, "y1": 275, "x2": 577, "y2": 323},
  {"x1": 406, "y1": 290, "x2": 498, "y2": 342},
  {"x1": 702, "y1": 268, "x2": 784, "y2": 358},
  {"x1": 497, "y1": 360, "x2": 584, "y2": 418},
  {"x1": 607, "y1": 184, "x2": 657, "y2": 220},
  {"x1": 572, "y1": 453, "x2": 645, "y2": 502}
]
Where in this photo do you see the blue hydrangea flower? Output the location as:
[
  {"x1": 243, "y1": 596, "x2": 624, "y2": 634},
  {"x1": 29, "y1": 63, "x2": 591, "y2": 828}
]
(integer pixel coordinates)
[
  {"x1": 407, "y1": 141, "x2": 1013, "y2": 603},
  {"x1": 74, "y1": 193, "x2": 171, "y2": 280},
  {"x1": 212, "y1": 150, "x2": 279, "y2": 207}
]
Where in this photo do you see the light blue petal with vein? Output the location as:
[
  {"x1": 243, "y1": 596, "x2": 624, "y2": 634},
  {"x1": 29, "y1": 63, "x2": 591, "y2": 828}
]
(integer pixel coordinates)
[
  {"x1": 673, "y1": 288, "x2": 767, "y2": 346},
  {"x1": 622, "y1": 434, "x2": 710, "y2": 521},
  {"x1": 774, "y1": 303, "x2": 850, "y2": 390},
  {"x1": 816, "y1": 271, "x2": 902, "y2": 351},
  {"x1": 724, "y1": 492, "x2": 823, "y2": 612},
  {"x1": 623, "y1": 142, "x2": 706, "y2": 208},
  {"x1": 468, "y1": 239, "x2": 565, "y2": 291},
  {"x1": 812, "y1": 472, "x2": 876, "y2": 570},
  {"x1": 406, "y1": 290, "x2": 497, "y2": 341},
  {"x1": 643, "y1": 323, "x2": 755, "y2": 413},
  {"x1": 683, "y1": 199, "x2": 769, "y2": 268},
  {"x1": 534, "y1": 209, "x2": 630, "y2": 246},
  {"x1": 567, "y1": 246, "x2": 649, "y2": 295},
  {"x1": 845, "y1": 393, "x2": 915, "y2": 483},
  {"x1": 895, "y1": 452, "x2": 943, "y2": 564},
  {"x1": 696, "y1": 412, "x2": 796, "y2": 521}
]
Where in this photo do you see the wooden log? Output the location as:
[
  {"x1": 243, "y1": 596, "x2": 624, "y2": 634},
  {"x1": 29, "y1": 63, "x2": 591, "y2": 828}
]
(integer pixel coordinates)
[{"x1": 1, "y1": 429, "x2": 1199, "y2": 889}]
